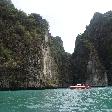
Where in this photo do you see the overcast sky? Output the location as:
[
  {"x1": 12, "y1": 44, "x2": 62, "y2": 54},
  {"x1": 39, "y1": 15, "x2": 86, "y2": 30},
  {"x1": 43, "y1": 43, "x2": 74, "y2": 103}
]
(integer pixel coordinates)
[{"x1": 11, "y1": 0, "x2": 112, "y2": 53}]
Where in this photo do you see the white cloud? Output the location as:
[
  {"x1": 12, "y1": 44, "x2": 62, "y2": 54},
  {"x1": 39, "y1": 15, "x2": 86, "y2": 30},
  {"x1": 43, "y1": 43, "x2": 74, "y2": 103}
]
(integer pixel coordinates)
[{"x1": 12, "y1": 0, "x2": 112, "y2": 53}]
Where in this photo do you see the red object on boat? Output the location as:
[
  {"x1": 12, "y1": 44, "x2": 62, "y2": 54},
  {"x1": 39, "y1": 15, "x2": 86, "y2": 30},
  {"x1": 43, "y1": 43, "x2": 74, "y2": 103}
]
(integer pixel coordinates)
[{"x1": 69, "y1": 84, "x2": 90, "y2": 89}]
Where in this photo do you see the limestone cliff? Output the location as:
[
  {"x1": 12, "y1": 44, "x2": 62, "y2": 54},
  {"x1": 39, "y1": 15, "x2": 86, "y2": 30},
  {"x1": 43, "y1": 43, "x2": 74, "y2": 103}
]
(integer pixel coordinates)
[
  {"x1": 86, "y1": 41, "x2": 108, "y2": 86},
  {"x1": 42, "y1": 33, "x2": 60, "y2": 87},
  {"x1": 72, "y1": 11, "x2": 112, "y2": 86},
  {"x1": 0, "y1": 0, "x2": 72, "y2": 89}
]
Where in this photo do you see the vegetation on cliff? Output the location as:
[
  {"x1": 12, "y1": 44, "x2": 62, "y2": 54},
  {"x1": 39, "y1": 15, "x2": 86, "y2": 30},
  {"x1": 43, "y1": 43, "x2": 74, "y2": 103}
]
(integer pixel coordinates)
[
  {"x1": 0, "y1": 0, "x2": 48, "y2": 67},
  {"x1": 3, "y1": 0, "x2": 112, "y2": 88},
  {"x1": 0, "y1": 0, "x2": 72, "y2": 89},
  {"x1": 0, "y1": 0, "x2": 50, "y2": 88},
  {"x1": 72, "y1": 11, "x2": 112, "y2": 86}
]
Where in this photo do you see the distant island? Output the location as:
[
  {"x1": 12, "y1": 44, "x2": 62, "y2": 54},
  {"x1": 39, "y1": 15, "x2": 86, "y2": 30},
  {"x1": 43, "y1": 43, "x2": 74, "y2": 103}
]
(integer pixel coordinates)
[{"x1": 0, "y1": 0, "x2": 112, "y2": 90}]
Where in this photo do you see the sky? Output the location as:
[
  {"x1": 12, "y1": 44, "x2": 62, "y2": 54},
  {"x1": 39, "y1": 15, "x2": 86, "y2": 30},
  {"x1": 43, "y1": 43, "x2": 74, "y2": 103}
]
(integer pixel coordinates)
[{"x1": 11, "y1": 0, "x2": 112, "y2": 53}]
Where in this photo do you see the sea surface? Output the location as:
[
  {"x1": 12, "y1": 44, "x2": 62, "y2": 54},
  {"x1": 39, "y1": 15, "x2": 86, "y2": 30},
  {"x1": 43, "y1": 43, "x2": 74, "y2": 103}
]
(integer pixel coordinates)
[{"x1": 0, "y1": 87, "x2": 112, "y2": 112}]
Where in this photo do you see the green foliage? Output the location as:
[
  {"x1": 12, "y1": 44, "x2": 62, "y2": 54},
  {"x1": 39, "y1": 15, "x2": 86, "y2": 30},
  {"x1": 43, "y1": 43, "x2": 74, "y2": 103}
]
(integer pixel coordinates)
[
  {"x1": 30, "y1": 13, "x2": 49, "y2": 32},
  {"x1": 0, "y1": 0, "x2": 49, "y2": 68},
  {"x1": 72, "y1": 11, "x2": 112, "y2": 85},
  {"x1": 0, "y1": 0, "x2": 73, "y2": 88},
  {"x1": 50, "y1": 36, "x2": 64, "y2": 65}
]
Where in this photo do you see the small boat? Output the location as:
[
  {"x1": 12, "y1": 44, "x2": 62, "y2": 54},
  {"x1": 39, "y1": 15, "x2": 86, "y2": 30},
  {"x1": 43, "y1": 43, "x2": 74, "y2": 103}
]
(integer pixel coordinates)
[{"x1": 69, "y1": 84, "x2": 90, "y2": 89}]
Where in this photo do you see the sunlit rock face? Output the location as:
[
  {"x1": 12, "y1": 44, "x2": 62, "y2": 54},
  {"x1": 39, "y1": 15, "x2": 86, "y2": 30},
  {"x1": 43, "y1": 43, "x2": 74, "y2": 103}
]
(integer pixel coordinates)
[
  {"x1": 72, "y1": 11, "x2": 112, "y2": 86},
  {"x1": 42, "y1": 32, "x2": 59, "y2": 87}
]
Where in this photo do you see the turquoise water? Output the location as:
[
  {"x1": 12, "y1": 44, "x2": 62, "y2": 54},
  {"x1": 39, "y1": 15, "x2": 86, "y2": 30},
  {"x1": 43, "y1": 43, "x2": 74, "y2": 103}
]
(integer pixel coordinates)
[{"x1": 0, "y1": 87, "x2": 112, "y2": 112}]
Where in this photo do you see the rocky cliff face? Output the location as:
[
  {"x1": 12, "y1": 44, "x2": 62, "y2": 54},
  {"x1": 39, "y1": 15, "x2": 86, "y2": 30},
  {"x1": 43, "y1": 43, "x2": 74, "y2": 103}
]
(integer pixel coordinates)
[
  {"x1": 2, "y1": 0, "x2": 112, "y2": 88},
  {"x1": 86, "y1": 42, "x2": 108, "y2": 86},
  {"x1": 42, "y1": 33, "x2": 60, "y2": 87},
  {"x1": 72, "y1": 11, "x2": 112, "y2": 86},
  {"x1": 49, "y1": 36, "x2": 73, "y2": 87},
  {"x1": 0, "y1": 0, "x2": 72, "y2": 89}
]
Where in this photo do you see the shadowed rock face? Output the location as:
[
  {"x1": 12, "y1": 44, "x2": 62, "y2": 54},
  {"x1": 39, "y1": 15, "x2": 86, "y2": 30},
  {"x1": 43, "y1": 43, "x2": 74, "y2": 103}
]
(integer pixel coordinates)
[
  {"x1": 86, "y1": 43, "x2": 108, "y2": 86},
  {"x1": 72, "y1": 11, "x2": 112, "y2": 86}
]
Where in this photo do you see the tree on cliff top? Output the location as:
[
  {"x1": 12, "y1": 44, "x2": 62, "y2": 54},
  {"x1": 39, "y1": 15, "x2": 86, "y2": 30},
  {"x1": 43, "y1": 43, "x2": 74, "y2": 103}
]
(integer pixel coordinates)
[{"x1": 0, "y1": 0, "x2": 49, "y2": 67}]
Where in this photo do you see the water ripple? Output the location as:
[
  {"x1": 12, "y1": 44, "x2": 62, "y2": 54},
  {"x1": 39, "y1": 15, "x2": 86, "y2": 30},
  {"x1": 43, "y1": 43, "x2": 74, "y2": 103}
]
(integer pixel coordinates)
[{"x1": 0, "y1": 87, "x2": 112, "y2": 112}]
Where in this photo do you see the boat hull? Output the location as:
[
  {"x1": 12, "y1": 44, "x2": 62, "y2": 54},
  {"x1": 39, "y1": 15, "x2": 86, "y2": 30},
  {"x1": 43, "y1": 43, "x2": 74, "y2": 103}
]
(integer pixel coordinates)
[{"x1": 69, "y1": 85, "x2": 90, "y2": 89}]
